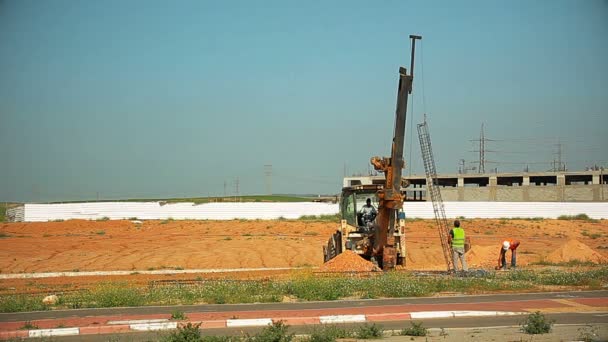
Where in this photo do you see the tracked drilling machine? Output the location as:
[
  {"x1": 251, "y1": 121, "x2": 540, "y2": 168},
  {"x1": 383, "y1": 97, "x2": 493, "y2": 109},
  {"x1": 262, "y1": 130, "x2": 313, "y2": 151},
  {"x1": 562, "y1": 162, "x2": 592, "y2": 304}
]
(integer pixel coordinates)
[{"x1": 323, "y1": 35, "x2": 421, "y2": 270}]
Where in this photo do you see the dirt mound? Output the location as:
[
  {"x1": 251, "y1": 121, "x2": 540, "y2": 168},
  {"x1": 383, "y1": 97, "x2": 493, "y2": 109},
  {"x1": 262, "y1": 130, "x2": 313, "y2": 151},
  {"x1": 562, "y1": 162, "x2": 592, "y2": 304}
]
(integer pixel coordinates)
[
  {"x1": 466, "y1": 245, "x2": 498, "y2": 268},
  {"x1": 318, "y1": 251, "x2": 381, "y2": 272},
  {"x1": 545, "y1": 239, "x2": 607, "y2": 264}
]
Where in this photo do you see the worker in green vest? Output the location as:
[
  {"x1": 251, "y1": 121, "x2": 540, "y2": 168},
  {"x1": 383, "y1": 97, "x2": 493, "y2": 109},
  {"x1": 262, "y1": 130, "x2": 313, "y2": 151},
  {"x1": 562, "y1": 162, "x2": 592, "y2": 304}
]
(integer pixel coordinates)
[{"x1": 448, "y1": 220, "x2": 468, "y2": 272}]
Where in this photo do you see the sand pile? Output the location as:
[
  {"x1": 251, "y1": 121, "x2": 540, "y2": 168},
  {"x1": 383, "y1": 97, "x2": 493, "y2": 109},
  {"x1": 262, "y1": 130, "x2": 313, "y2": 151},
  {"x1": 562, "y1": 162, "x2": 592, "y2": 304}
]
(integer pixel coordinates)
[
  {"x1": 319, "y1": 250, "x2": 381, "y2": 272},
  {"x1": 466, "y1": 245, "x2": 498, "y2": 268},
  {"x1": 545, "y1": 239, "x2": 607, "y2": 264}
]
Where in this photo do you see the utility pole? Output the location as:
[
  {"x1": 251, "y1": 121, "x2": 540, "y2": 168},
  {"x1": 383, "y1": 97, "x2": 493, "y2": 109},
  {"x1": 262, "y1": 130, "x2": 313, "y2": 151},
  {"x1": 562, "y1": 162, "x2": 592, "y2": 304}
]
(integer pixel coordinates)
[
  {"x1": 264, "y1": 164, "x2": 272, "y2": 195},
  {"x1": 223, "y1": 181, "x2": 227, "y2": 197},
  {"x1": 235, "y1": 177, "x2": 240, "y2": 199},
  {"x1": 479, "y1": 123, "x2": 485, "y2": 173}
]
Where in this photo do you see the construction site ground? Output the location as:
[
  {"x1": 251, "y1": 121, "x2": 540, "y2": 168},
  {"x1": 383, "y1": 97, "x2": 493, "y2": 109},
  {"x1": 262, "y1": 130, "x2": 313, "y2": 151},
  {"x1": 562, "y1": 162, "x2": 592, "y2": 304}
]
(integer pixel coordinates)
[{"x1": 1, "y1": 218, "x2": 607, "y2": 294}]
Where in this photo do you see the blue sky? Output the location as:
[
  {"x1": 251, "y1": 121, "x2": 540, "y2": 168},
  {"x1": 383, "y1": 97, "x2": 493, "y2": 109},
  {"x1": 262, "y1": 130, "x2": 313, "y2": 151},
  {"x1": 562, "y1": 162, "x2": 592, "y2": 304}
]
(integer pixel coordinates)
[{"x1": 1, "y1": 0, "x2": 607, "y2": 202}]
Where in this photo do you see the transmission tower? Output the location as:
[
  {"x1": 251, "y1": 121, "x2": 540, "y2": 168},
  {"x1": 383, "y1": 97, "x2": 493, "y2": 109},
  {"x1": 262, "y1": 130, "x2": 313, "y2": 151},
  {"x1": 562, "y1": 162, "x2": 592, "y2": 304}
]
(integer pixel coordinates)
[
  {"x1": 234, "y1": 177, "x2": 240, "y2": 199},
  {"x1": 264, "y1": 164, "x2": 272, "y2": 195},
  {"x1": 552, "y1": 139, "x2": 566, "y2": 172},
  {"x1": 469, "y1": 123, "x2": 497, "y2": 173}
]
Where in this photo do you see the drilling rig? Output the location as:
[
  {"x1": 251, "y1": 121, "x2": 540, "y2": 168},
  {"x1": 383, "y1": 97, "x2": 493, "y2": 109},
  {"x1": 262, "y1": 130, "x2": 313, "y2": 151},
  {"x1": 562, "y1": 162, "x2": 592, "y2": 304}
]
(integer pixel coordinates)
[{"x1": 323, "y1": 35, "x2": 421, "y2": 270}]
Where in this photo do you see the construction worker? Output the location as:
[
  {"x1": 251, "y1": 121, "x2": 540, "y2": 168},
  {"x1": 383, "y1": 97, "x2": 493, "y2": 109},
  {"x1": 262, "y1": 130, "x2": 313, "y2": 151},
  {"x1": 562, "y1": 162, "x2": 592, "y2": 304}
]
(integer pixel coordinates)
[
  {"x1": 448, "y1": 220, "x2": 468, "y2": 272},
  {"x1": 496, "y1": 239, "x2": 520, "y2": 270},
  {"x1": 359, "y1": 198, "x2": 377, "y2": 229}
]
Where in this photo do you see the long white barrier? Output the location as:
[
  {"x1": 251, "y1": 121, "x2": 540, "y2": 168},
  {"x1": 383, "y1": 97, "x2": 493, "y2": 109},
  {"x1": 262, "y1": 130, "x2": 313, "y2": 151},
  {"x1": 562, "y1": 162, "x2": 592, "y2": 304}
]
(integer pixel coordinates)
[
  {"x1": 404, "y1": 202, "x2": 608, "y2": 220},
  {"x1": 10, "y1": 201, "x2": 608, "y2": 222},
  {"x1": 21, "y1": 202, "x2": 338, "y2": 222}
]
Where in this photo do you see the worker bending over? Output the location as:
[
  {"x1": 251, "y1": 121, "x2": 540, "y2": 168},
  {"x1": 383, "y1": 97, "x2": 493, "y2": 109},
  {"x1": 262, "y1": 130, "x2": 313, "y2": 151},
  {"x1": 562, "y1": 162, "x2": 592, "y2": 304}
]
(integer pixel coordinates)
[{"x1": 497, "y1": 239, "x2": 520, "y2": 270}]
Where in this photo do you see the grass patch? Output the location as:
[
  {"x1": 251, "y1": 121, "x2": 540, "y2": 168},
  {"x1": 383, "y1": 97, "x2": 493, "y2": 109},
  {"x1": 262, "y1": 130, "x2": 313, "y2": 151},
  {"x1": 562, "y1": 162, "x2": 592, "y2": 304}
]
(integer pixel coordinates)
[
  {"x1": 531, "y1": 259, "x2": 598, "y2": 267},
  {"x1": 581, "y1": 230, "x2": 602, "y2": 239},
  {"x1": 298, "y1": 214, "x2": 341, "y2": 222},
  {"x1": 557, "y1": 214, "x2": 598, "y2": 222},
  {"x1": 507, "y1": 217, "x2": 544, "y2": 221},
  {"x1": 308, "y1": 325, "x2": 353, "y2": 341},
  {"x1": 95, "y1": 230, "x2": 105, "y2": 235},
  {"x1": 303, "y1": 231, "x2": 319, "y2": 236},
  {"x1": 96, "y1": 216, "x2": 110, "y2": 221},
  {"x1": 2, "y1": 268, "x2": 607, "y2": 313},
  {"x1": 0, "y1": 232, "x2": 12, "y2": 238}
]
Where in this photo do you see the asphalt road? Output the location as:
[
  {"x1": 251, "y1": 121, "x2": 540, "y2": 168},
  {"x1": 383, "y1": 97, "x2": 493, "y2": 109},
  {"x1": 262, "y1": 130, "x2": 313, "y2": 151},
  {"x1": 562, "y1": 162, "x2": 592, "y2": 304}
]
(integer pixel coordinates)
[{"x1": 2, "y1": 290, "x2": 606, "y2": 322}]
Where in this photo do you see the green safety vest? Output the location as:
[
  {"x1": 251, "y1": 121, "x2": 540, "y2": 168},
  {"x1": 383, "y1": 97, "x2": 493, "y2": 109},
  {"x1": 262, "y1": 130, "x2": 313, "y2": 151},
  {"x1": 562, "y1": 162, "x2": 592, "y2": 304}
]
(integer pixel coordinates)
[{"x1": 452, "y1": 227, "x2": 465, "y2": 248}]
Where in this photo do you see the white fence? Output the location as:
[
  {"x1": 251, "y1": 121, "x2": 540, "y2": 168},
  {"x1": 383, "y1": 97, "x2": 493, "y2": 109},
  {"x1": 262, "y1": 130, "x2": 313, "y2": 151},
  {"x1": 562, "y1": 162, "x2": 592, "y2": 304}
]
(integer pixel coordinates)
[
  {"x1": 405, "y1": 202, "x2": 608, "y2": 220},
  {"x1": 6, "y1": 201, "x2": 608, "y2": 222},
  {"x1": 18, "y1": 202, "x2": 338, "y2": 222}
]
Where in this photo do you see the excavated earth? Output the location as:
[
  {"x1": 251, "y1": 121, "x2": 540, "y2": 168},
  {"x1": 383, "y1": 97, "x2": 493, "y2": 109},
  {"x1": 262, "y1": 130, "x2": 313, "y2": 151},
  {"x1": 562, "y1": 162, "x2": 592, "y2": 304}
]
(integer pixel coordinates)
[{"x1": 1, "y1": 218, "x2": 607, "y2": 292}]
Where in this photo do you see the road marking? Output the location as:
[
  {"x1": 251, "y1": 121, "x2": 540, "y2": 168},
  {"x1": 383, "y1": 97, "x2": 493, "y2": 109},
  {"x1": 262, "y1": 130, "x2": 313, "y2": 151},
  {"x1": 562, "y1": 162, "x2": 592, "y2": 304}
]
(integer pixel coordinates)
[
  {"x1": 410, "y1": 311, "x2": 454, "y2": 319},
  {"x1": 28, "y1": 328, "x2": 79, "y2": 337},
  {"x1": 108, "y1": 319, "x2": 169, "y2": 325},
  {"x1": 411, "y1": 311, "x2": 524, "y2": 319},
  {"x1": 528, "y1": 299, "x2": 608, "y2": 313},
  {"x1": 552, "y1": 299, "x2": 594, "y2": 309},
  {"x1": 226, "y1": 318, "x2": 273, "y2": 327},
  {"x1": 319, "y1": 315, "x2": 366, "y2": 324},
  {"x1": 130, "y1": 322, "x2": 177, "y2": 331}
]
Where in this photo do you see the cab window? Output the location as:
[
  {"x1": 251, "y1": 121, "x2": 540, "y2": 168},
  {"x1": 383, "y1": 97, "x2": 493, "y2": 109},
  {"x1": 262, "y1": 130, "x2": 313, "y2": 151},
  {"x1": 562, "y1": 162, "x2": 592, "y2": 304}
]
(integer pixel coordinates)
[{"x1": 341, "y1": 193, "x2": 356, "y2": 226}]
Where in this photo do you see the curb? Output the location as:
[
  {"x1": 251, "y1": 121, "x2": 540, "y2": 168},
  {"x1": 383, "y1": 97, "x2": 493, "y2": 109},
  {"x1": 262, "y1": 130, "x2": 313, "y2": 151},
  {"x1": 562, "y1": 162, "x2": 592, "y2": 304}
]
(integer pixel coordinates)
[{"x1": 0, "y1": 311, "x2": 525, "y2": 339}]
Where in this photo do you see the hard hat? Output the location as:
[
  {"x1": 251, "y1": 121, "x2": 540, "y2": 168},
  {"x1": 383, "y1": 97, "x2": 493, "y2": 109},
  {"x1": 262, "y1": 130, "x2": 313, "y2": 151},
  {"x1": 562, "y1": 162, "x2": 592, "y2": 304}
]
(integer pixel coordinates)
[{"x1": 502, "y1": 241, "x2": 510, "y2": 250}]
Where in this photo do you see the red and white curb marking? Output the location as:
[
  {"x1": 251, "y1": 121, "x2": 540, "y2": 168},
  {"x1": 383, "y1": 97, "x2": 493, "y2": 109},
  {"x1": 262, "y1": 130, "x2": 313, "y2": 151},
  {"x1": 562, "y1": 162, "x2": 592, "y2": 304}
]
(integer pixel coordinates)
[{"x1": 0, "y1": 311, "x2": 525, "y2": 340}]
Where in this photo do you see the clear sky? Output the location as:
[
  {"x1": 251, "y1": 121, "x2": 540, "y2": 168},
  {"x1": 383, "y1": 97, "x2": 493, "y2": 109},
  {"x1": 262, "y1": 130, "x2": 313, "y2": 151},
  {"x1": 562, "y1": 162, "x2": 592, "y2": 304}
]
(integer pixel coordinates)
[{"x1": 1, "y1": 0, "x2": 607, "y2": 202}]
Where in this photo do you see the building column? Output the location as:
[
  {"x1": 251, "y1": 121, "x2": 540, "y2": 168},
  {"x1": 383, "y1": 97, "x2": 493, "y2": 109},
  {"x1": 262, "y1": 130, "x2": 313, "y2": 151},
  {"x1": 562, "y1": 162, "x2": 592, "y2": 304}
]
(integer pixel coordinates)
[
  {"x1": 522, "y1": 176, "x2": 530, "y2": 201},
  {"x1": 557, "y1": 174, "x2": 565, "y2": 201},
  {"x1": 457, "y1": 177, "x2": 464, "y2": 201},
  {"x1": 489, "y1": 176, "x2": 497, "y2": 201}
]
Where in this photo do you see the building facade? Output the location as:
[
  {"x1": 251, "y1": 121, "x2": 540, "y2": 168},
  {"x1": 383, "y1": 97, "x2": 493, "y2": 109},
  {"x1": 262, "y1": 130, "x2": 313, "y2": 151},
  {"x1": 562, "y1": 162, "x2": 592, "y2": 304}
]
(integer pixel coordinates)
[{"x1": 344, "y1": 170, "x2": 608, "y2": 202}]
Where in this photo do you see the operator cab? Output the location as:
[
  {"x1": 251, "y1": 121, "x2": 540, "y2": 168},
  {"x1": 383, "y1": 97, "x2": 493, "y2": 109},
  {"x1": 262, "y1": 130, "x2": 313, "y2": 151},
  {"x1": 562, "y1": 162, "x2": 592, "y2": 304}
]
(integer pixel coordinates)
[{"x1": 340, "y1": 184, "x2": 382, "y2": 232}]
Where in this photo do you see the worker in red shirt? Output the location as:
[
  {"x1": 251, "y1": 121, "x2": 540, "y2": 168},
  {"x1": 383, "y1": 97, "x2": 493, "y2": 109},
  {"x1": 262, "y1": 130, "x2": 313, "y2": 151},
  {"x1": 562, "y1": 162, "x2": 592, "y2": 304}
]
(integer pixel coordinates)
[{"x1": 496, "y1": 239, "x2": 520, "y2": 270}]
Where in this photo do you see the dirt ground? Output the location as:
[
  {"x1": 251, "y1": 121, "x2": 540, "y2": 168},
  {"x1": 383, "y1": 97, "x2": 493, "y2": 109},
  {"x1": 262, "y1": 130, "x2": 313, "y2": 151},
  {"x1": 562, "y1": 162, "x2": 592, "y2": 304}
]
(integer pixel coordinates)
[{"x1": 0, "y1": 218, "x2": 607, "y2": 281}]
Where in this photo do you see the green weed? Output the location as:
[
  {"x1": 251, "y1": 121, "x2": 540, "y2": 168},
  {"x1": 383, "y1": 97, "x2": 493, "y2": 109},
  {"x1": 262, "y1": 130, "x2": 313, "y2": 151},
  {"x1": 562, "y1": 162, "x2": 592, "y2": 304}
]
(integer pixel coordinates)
[
  {"x1": 400, "y1": 321, "x2": 427, "y2": 336},
  {"x1": 19, "y1": 321, "x2": 39, "y2": 330},
  {"x1": 520, "y1": 311, "x2": 554, "y2": 334},
  {"x1": 308, "y1": 325, "x2": 353, "y2": 342},
  {"x1": 356, "y1": 323, "x2": 384, "y2": 339},
  {"x1": 245, "y1": 320, "x2": 293, "y2": 342},
  {"x1": 170, "y1": 310, "x2": 187, "y2": 320}
]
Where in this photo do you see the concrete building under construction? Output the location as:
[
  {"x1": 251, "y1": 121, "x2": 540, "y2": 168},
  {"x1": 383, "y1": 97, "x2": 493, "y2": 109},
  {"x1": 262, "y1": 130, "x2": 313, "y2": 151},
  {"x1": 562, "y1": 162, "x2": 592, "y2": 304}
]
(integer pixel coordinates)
[{"x1": 344, "y1": 170, "x2": 608, "y2": 202}]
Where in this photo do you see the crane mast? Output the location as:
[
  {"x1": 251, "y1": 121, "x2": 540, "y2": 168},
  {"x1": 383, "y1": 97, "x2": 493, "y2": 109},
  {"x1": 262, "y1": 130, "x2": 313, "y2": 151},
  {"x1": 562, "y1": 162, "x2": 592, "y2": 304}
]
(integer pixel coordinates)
[{"x1": 371, "y1": 35, "x2": 421, "y2": 270}]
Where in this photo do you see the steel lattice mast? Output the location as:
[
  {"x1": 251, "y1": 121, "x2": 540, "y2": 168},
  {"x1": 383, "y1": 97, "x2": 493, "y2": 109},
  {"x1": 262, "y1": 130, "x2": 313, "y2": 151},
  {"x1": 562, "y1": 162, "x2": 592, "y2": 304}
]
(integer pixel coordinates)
[{"x1": 417, "y1": 118, "x2": 454, "y2": 272}]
